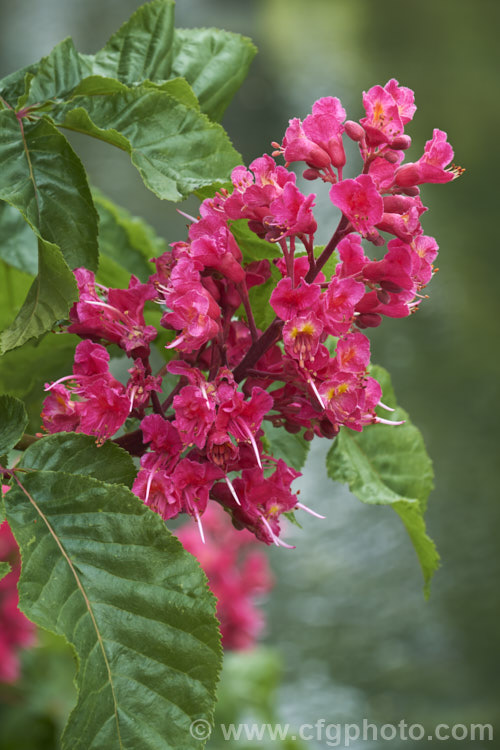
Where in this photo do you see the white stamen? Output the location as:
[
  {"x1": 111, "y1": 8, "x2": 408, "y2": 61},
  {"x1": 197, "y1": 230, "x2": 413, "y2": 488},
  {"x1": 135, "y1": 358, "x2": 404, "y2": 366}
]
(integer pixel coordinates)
[
  {"x1": 45, "y1": 374, "x2": 75, "y2": 391},
  {"x1": 176, "y1": 209, "x2": 198, "y2": 223},
  {"x1": 378, "y1": 400, "x2": 395, "y2": 412},
  {"x1": 296, "y1": 501, "x2": 326, "y2": 519},
  {"x1": 375, "y1": 416, "x2": 406, "y2": 426},
  {"x1": 84, "y1": 299, "x2": 127, "y2": 321},
  {"x1": 260, "y1": 515, "x2": 295, "y2": 549},
  {"x1": 129, "y1": 386, "x2": 137, "y2": 411},
  {"x1": 193, "y1": 507, "x2": 205, "y2": 544},
  {"x1": 225, "y1": 476, "x2": 241, "y2": 506},
  {"x1": 166, "y1": 334, "x2": 186, "y2": 349},
  {"x1": 241, "y1": 423, "x2": 262, "y2": 469},
  {"x1": 307, "y1": 377, "x2": 325, "y2": 409}
]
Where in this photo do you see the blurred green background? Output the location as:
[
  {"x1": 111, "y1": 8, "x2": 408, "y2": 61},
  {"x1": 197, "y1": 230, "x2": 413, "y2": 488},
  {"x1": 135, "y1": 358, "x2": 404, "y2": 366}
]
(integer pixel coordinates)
[{"x1": 0, "y1": 0, "x2": 499, "y2": 747}]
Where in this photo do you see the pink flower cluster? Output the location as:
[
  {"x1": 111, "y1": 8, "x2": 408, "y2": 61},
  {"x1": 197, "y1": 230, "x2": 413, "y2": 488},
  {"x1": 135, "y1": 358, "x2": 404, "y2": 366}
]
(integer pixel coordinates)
[
  {"x1": 41, "y1": 80, "x2": 461, "y2": 552},
  {"x1": 176, "y1": 504, "x2": 273, "y2": 649},
  {"x1": 0, "y1": 510, "x2": 36, "y2": 683}
]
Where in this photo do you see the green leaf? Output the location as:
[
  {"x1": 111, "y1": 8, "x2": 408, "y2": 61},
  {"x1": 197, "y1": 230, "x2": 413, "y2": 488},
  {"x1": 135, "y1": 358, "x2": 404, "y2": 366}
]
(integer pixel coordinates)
[
  {"x1": 326, "y1": 365, "x2": 439, "y2": 593},
  {"x1": 0, "y1": 261, "x2": 33, "y2": 333},
  {"x1": 23, "y1": 37, "x2": 93, "y2": 108},
  {"x1": 0, "y1": 201, "x2": 38, "y2": 274},
  {"x1": 20, "y1": 433, "x2": 137, "y2": 488},
  {"x1": 0, "y1": 394, "x2": 28, "y2": 455},
  {"x1": 0, "y1": 110, "x2": 98, "y2": 271},
  {"x1": 262, "y1": 421, "x2": 310, "y2": 471},
  {"x1": 0, "y1": 238, "x2": 78, "y2": 354},
  {"x1": 171, "y1": 28, "x2": 257, "y2": 121},
  {"x1": 92, "y1": 0, "x2": 175, "y2": 85},
  {"x1": 5, "y1": 470, "x2": 221, "y2": 750},
  {"x1": 50, "y1": 79, "x2": 242, "y2": 201},
  {"x1": 93, "y1": 188, "x2": 166, "y2": 283},
  {"x1": 0, "y1": 561, "x2": 11, "y2": 582},
  {"x1": 247, "y1": 262, "x2": 281, "y2": 330},
  {"x1": 0, "y1": 332, "x2": 79, "y2": 431},
  {"x1": 0, "y1": 62, "x2": 39, "y2": 105},
  {"x1": 230, "y1": 219, "x2": 281, "y2": 264}
]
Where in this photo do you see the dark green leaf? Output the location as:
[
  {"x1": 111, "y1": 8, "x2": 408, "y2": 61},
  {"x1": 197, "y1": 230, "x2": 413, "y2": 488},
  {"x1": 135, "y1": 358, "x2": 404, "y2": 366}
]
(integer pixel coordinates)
[
  {"x1": 0, "y1": 110, "x2": 98, "y2": 271},
  {"x1": 50, "y1": 80, "x2": 242, "y2": 201},
  {"x1": 20, "y1": 433, "x2": 137, "y2": 488},
  {"x1": 93, "y1": 188, "x2": 166, "y2": 283},
  {"x1": 0, "y1": 238, "x2": 77, "y2": 354},
  {"x1": 262, "y1": 421, "x2": 310, "y2": 471},
  {"x1": 5, "y1": 470, "x2": 221, "y2": 750},
  {"x1": 0, "y1": 62, "x2": 39, "y2": 106},
  {"x1": 171, "y1": 28, "x2": 257, "y2": 121},
  {"x1": 92, "y1": 0, "x2": 175, "y2": 85},
  {"x1": 0, "y1": 394, "x2": 28, "y2": 455},
  {"x1": 0, "y1": 260, "x2": 33, "y2": 334},
  {"x1": 326, "y1": 365, "x2": 438, "y2": 593},
  {"x1": 0, "y1": 201, "x2": 38, "y2": 274}
]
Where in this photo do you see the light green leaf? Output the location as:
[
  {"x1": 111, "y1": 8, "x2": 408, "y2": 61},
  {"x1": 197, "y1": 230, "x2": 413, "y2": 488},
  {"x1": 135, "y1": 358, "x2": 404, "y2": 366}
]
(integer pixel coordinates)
[
  {"x1": 0, "y1": 561, "x2": 11, "y2": 582},
  {"x1": 326, "y1": 365, "x2": 438, "y2": 593},
  {"x1": 5, "y1": 470, "x2": 221, "y2": 750},
  {"x1": 247, "y1": 262, "x2": 281, "y2": 330},
  {"x1": 171, "y1": 28, "x2": 257, "y2": 121},
  {"x1": 50, "y1": 80, "x2": 242, "y2": 201},
  {"x1": 20, "y1": 433, "x2": 137, "y2": 488},
  {"x1": 0, "y1": 201, "x2": 38, "y2": 274},
  {"x1": 92, "y1": 0, "x2": 175, "y2": 85},
  {"x1": 262, "y1": 421, "x2": 310, "y2": 471},
  {"x1": 230, "y1": 219, "x2": 281, "y2": 264},
  {"x1": 0, "y1": 394, "x2": 28, "y2": 455},
  {"x1": 0, "y1": 110, "x2": 98, "y2": 271},
  {"x1": 93, "y1": 188, "x2": 166, "y2": 283},
  {"x1": 0, "y1": 332, "x2": 79, "y2": 431},
  {"x1": 0, "y1": 238, "x2": 78, "y2": 354}
]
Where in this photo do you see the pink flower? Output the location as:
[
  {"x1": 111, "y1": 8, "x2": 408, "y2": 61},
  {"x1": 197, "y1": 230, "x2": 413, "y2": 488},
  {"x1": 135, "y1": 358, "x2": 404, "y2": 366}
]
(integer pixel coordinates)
[
  {"x1": 360, "y1": 84, "x2": 404, "y2": 146},
  {"x1": 330, "y1": 175, "x2": 384, "y2": 237},
  {"x1": 270, "y1": 278, "x2": 321, "y2": 321},
  {"x1": 0, "y1": 516, "x2": 36, "y2": 683},
  {"x1": 395, "y1": 129, "x2": 462, "y2": 186}
]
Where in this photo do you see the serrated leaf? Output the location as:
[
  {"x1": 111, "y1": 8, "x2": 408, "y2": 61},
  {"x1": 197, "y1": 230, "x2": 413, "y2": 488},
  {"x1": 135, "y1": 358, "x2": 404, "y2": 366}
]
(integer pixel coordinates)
[
  {"x1": 0, "y1": 62, "x2": 39, "y2": 105},
  {"x1": 20, "y1": 433, "x2": 137, "y2": 488},
  {"x1": 0, "y1": 201, "x2": 38, "y2": 274},
  {"x1": 50, "y1": 80, "x2": 242, "y2": 201},
  {"x1": 171, "y1": 28, "x2": 257, "y2": 121},
  {"x1": 93, "y1": 188, "x2": 166, "y2": 283},
  {"x1": 0, "y1": 238, "x2": 77, "y2": 354},
  {"x1": 92, "y1": 0, "x2": 175, "y2": 85},
  {"x1": 0, "y1": 394, "x2": 28, "y2": 455},
  {"x1": 23, "y1": 37, "x2": 93, "y2": 108},
  {"x1": 0, "y1": 110, "x2": 98, "y2": 271},
  {"x1": 262, "y1": 421, "x2": 310, "y2": 471},
  {"x1": 0, "y1": 332, "x2": 79, "y2": 431},
  {"x1": 5, "y1": 470, "x2": 221, "y2": 750},
  {"x1": 326, "y1": 365, "x2": 438, "y2": 593}
]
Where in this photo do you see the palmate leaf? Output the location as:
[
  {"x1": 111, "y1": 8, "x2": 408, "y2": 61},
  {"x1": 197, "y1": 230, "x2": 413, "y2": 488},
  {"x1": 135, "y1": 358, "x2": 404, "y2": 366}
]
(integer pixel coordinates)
[
  {"x1": 49, "y1": 77, "x2": 241, "y2": 201},
  {"x1": 5, "y1": 467, "x2": 221, "y2": 750},
  {"x1": 0, "y1": 238, "x2": 77, "y2": 354},
  {"x1": 326, "y1": 365, "x2": 439, "y2": 594},
  {"x1": 0, "y1": 110, "x2": 98, "y2": 271}
]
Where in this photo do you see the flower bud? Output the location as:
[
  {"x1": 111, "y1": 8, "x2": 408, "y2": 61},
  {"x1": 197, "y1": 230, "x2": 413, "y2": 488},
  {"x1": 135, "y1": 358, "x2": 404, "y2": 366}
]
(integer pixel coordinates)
[
  {"x1": 376, "y1": 289, "x2": 391, "y2": 305},
  {"x1": 390, "y1": 135, "x2": 412, "y2": 150},
  {"x1": 344, "y1": 120, "x2": 365, "y2": 142},
  {"x1": 303, "y1": 168, "x2": 321, "y2": 181},
  {"x1": 356, "y1": 312, "x2": 382, "y2": 329}
]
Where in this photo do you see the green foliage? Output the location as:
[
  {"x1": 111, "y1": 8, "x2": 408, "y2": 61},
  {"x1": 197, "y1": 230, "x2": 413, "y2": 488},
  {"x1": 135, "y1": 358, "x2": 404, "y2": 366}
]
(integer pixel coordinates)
[
  {"x1": 93, "y1": 188, "x2": 166, "y2": 283},
  {"x1": 326, "y1": 365, "x2": 439, "y2": 593},
  {"x1": 5, "y1": 466, "x2": 222, "y2": 750},
  {"x1": 0, "y1": 561, "x2": 10, "y2": 582},
  {"x1": 0, "y1": 0, "x2": 251, "y2": 351},
  {"x1": 20, "y1": 433, "x2": 137, "y2": 488},
  {"x1": 262, "y1": 421, "x2": 310, "y2": 471},
  {"x1": 0, "y1": 394, "x2": 28, "y2": 455},
  {"x1": 0, "y1": 239, "x2": 77, "y2": 354}
]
